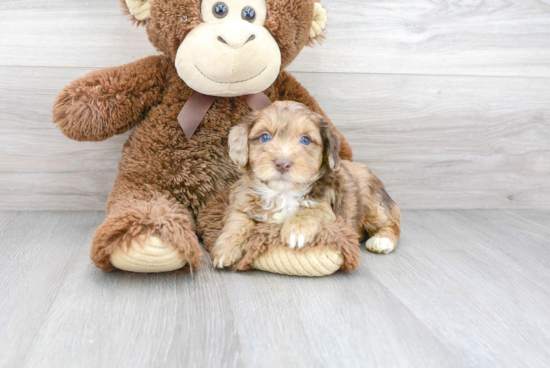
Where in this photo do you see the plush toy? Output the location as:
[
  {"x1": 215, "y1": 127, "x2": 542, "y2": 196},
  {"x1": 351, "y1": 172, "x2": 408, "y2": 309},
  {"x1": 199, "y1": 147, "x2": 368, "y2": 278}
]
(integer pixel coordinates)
[{"x1": 52, "y1": 0, "x2": 354, "y2": 274}]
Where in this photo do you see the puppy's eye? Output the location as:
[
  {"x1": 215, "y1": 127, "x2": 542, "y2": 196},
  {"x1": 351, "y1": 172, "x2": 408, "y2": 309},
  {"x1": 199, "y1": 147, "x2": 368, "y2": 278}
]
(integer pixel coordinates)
[
  {"x1": 300, "y1": 136, "x2": 311, "y2": 145},
  {"x1": 213, "y1": 2, "x2": 228, "y2": 18},
  {"x1": 260, "y1": 133, "x2": 272, "y2": 143},
  {"x1": 242, "y1": 6, "x2": 256, "y2": 21}
]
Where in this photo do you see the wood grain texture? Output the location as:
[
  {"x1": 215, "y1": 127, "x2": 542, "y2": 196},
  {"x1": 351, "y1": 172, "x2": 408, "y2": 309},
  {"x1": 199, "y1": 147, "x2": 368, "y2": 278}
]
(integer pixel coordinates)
[
  {"x1": 1, "y1": 0, "x2": 549, "y2": 77},
  {"x1": 0, "y1": 211, "x2": 105, "y2": 367},
  {"x1": 366, "y1": 210, "x2": 550, "y2": 368},
  {"x1": 1, "y1": 210, "x2": 549, "y2": 367},
  {"x1": 302, "y1": 72, "x2": 550, "y2": 209},
  {"x1": 1, "y1": 67, "x2": 549, "y2": 210},
  {"x1": 293, "y1": 0, "x2": 550, "y2": 77}
]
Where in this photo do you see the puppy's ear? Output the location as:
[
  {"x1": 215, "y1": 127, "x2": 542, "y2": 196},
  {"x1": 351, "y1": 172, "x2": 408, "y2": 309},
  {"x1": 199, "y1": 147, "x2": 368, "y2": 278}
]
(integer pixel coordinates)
[
  {"x1": 228, "y1": 114, "x2": 256, "y2": 169},
  {"x1": 319, "y1": 118, "x2": 341, "y2": 171}
]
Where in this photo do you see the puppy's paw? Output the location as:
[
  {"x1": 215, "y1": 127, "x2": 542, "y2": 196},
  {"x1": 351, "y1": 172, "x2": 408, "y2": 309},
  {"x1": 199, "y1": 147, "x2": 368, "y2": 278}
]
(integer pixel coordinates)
[
  {"x1": 281, "y1": 218, "x2": 320, "y2": 250},
  {"x1": 366, "y1": 236, "x2": 396, "y2": 254},
  {"x1": 212, "y1": 246, "x2": 243, "y2": 269},
  {"x1": 211, "y1": 232, "x2": 246, "y2": 269}
]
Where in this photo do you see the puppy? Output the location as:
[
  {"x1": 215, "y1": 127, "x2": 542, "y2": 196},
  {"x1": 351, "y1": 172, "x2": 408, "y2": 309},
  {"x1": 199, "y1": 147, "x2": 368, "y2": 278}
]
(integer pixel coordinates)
[{"x1": 211, "y1": 101, "x2": 401, "y2": 268}]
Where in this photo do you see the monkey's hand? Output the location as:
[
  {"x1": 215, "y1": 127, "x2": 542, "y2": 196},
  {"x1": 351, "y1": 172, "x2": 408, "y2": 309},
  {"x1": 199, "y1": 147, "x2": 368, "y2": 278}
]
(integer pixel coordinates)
[{"x1": 53, "y1": 55, "x2": 170, "y2": 141}]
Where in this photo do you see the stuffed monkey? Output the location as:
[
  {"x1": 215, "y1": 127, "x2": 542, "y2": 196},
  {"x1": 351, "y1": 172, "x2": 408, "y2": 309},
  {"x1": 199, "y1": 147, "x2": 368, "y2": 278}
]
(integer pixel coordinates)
[{"x1": 53, "y1": 0, "x2": 354, "y2": 274}]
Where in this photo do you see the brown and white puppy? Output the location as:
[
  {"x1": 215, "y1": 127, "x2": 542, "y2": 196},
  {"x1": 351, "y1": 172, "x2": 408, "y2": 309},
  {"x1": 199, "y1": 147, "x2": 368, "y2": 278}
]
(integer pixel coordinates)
[{"x1": 211, "y1": 101, "x2": 401, "y2": 268}]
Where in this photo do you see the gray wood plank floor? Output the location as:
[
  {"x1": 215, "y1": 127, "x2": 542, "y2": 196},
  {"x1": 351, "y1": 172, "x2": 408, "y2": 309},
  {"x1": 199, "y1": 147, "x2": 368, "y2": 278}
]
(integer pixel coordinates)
[{"x1": 1, "y1": 210, "x2": 549, "y2": 368}]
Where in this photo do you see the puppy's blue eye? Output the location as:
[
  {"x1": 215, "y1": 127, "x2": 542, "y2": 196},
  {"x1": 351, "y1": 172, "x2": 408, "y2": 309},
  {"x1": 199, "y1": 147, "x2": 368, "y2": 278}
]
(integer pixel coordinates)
[
  {"x1": 300, "y1": 136, "x2": 311, "y2": 145},
  {"x1": 260, "y1": 133, "x2": 272, "y2": 143}
]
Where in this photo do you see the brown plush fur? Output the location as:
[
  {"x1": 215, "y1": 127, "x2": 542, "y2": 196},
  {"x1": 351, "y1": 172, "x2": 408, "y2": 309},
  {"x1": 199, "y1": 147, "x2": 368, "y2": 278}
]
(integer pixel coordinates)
[
  {"x1": 199, "y1": 102, "x2": 400, "y2": 271},
  {"x1": 53, "y1": 0, "x2": 353, "y2": 271}
]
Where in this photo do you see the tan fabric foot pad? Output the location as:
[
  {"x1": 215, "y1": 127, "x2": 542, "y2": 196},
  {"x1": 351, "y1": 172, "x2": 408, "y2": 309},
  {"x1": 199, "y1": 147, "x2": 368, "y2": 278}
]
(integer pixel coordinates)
[
  {"x1": 110, "y1": 236, "x2": 187, "y2": 273},
  {"x1": 251, "y1": 246, "x2": 344, "y2": 277}
]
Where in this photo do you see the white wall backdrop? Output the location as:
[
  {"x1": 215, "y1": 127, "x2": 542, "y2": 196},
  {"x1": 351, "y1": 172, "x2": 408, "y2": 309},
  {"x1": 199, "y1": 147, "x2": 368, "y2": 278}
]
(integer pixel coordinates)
[{"x1": 1, "y1": 0, "x2": 549, "y2": 210}]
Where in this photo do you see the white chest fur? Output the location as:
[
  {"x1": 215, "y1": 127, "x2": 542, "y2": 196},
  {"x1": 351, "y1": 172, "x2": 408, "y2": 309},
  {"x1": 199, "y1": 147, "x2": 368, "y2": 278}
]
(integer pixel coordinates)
[{"x1": 250, "y1": 184, "x2": 315, "y2": 224}]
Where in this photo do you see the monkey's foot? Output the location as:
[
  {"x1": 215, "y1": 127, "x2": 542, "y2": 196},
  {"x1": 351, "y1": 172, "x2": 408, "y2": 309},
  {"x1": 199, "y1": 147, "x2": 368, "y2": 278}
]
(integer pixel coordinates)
[
  {"x1": 251, "y1": 246, "x2": 344, "y2": 277},
  {"x1": 110, "y1": 236, "x2": 187, "y2": 273},
  {"x1": 91, "y1": 199, "x2": 202, "y2": 272}
]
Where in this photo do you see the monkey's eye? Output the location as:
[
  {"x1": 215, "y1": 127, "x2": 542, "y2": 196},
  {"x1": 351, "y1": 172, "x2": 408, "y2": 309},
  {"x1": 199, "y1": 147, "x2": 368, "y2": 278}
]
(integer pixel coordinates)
[
  {"x1": 300, "y1": 136, "x2": 311, "y2": 145},
  {"x1": 260, "y1": 133, "x2": 272, "y2": 143},
  {"x1": 242, "y1": 6, "x2": 256, "y2": 21},
  {"x1": 213, "y1": 2, "x2": 228, "y2": 18}
]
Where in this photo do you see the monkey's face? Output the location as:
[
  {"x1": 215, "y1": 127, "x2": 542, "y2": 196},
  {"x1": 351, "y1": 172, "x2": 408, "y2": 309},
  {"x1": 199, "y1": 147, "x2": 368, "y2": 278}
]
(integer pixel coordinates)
[
  {"x1": 175, "y1": 0, "x2": 281, "y2": 97},
  {"x1": 123, "y1": 0, "x2": 325, "y2": 97}
]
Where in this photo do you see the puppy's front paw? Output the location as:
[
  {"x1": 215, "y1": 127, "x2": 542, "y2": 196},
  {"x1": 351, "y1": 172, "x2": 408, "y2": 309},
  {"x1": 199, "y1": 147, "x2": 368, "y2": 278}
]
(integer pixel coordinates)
[
  {"x1": 281, "y1": 218, "x2": 320, "y2": 250},
  {"x1": 211, "y1": 232, "x2": 246, "y2": 269},
  {"x1": 366, "y1": 236, "x2": 396, "y2": 254}
]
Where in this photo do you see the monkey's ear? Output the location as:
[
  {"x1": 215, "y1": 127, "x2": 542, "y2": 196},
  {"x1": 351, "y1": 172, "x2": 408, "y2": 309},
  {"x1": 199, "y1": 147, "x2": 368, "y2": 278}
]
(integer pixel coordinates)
[
  {"x1": 228, "y1": 120, "x2": 254, "y2": 169},
  {"x1": 121, "y1": 0, "x2": 153, "y2": 23},
  {"x1": 309, "y1": 2, "x2": 327, "y2": 42},
  {"x1": 319, "y1": 118, "x2": 341, "y2": 171}
]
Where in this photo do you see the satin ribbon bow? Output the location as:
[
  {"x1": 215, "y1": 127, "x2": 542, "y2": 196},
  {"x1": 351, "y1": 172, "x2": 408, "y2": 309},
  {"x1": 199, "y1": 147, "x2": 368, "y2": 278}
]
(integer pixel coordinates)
[{"x1": 177, "y1": 92, "x2": 273, "y2": 140}]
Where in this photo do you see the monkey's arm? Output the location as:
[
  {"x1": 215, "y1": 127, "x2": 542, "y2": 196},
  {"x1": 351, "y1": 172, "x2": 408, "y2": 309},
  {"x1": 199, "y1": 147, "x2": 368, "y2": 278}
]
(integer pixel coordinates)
[
  {"x1": 53, "y1": 55, "x2": 170, "y2": 141},
  {"x1": 273, "y1": 71, "x2": 353, "y2": 161}
]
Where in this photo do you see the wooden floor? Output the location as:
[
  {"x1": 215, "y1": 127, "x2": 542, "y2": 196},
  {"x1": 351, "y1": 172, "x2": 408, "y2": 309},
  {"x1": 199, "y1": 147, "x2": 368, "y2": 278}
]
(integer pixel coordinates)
[{"x1": 1, "y1": 210, "x2": 549, "y2": 368}]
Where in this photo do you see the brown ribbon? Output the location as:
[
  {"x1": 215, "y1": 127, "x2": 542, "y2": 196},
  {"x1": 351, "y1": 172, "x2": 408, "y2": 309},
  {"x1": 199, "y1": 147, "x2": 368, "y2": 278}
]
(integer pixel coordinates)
[
  {"x1": 177, "y1": 92, "x2": 216, "y2": 140},
  {"x1": 177, "y1": 92, "x2": 272, "y2": 140},
  {"x1": 241, "y1": 93, "x2": 273, "y2": 111}
]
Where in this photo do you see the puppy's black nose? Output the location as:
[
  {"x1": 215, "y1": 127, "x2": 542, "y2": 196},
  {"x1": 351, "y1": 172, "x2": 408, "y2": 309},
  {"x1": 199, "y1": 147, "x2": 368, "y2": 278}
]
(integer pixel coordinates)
[{"x1": 275, "y1": 158, "x2": 292, "y2": 173}]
